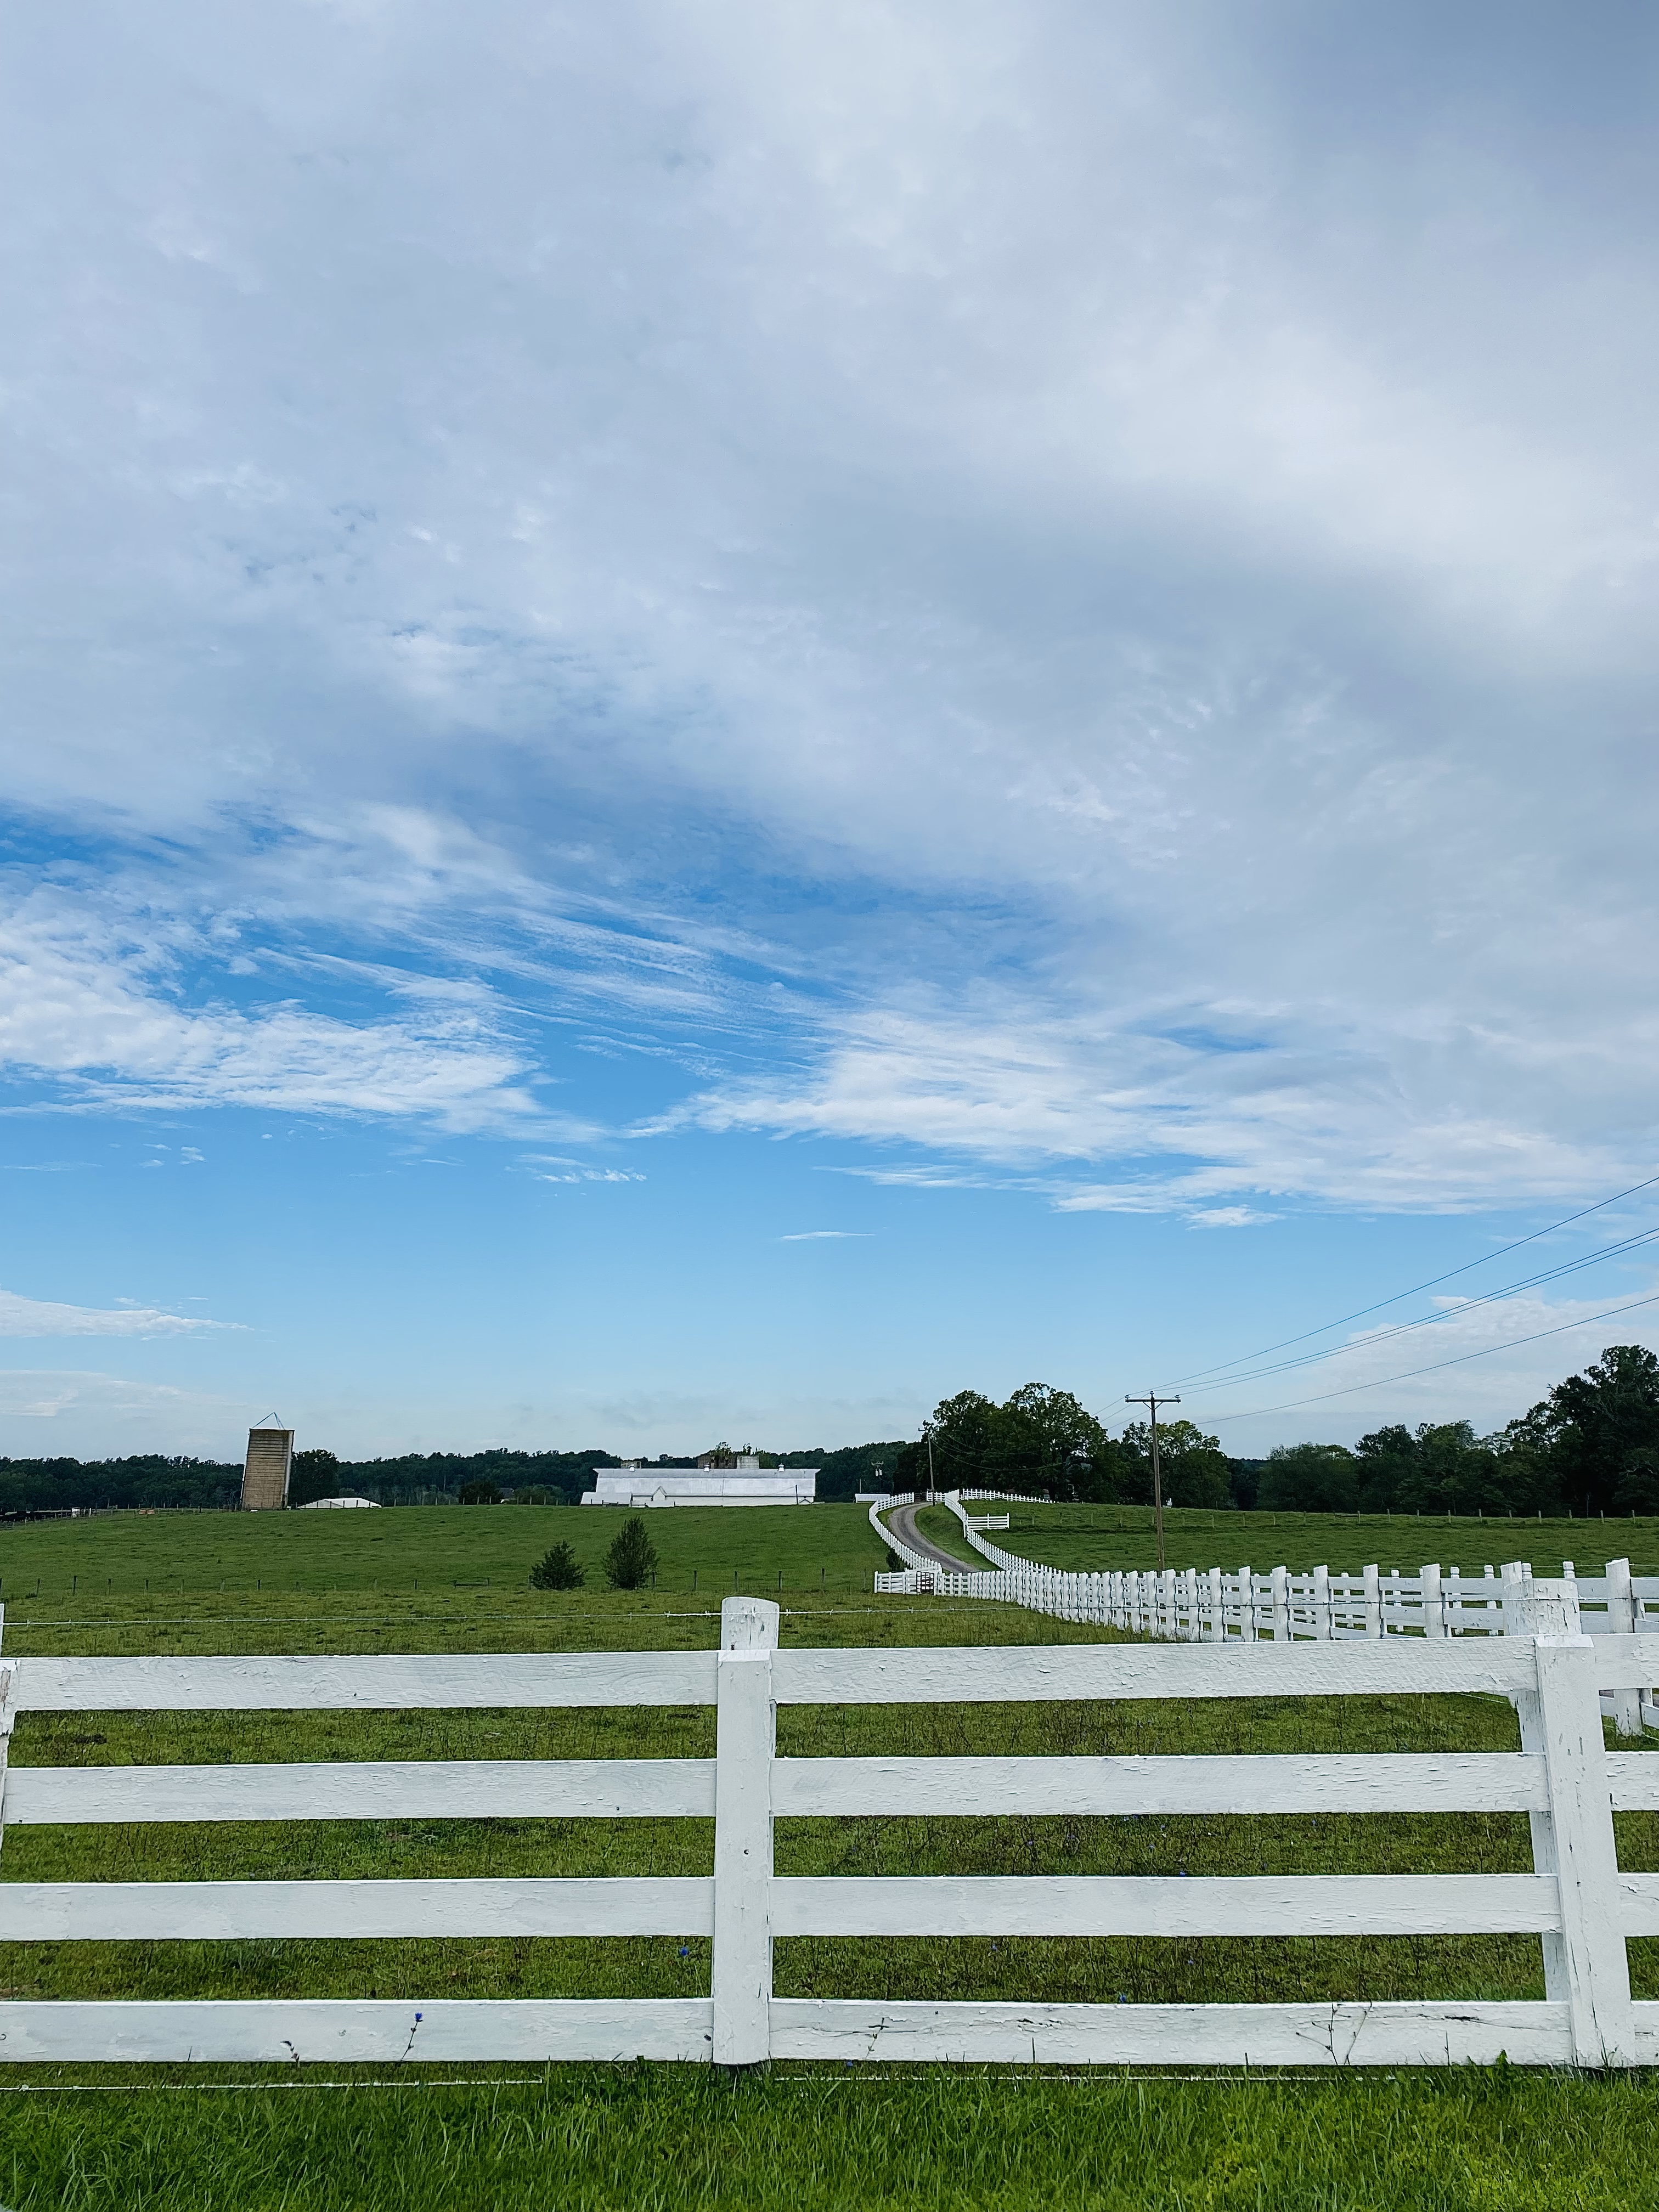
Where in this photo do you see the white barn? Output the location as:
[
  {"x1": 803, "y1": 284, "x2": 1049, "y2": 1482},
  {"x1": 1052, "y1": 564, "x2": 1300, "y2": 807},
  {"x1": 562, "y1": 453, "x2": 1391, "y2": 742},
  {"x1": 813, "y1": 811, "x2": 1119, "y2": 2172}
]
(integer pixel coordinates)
[{"x1": 583, "y1": 1461, "x2": 816, "y2": 1507}]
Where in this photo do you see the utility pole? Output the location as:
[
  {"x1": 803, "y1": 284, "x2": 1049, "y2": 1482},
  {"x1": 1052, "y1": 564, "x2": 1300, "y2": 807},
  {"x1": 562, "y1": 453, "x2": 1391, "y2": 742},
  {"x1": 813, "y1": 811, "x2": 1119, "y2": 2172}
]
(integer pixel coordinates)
[
  {"x1": 924, "y1": 1426, "x2": 936, "y2": 1501},
  {"x1": 1125, "y1": 1392, "x2": 1180, "y2": 1572}
]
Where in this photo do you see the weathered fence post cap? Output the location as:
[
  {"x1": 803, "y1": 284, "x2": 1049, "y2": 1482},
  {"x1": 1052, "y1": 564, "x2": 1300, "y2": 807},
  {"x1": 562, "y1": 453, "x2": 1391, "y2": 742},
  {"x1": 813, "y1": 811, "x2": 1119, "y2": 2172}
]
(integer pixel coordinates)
[
  {"x1": 720, "y1": 1595, "x2": 780, "y2": 1652},
  {"x1": 1510, "y1": 1576, "x2": 1585, "y2": 1643}
]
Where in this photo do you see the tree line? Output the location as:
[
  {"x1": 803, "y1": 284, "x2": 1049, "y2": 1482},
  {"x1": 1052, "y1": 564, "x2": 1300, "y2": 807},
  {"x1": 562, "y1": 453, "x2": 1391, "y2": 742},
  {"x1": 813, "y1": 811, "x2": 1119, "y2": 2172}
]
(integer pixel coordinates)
[
  {"x1": 2, "y1": 1344, "x2": 1654, "y2": 1517},
  {"x1": 1253, "y1": 1345, "x2": 1659, "y2": 1518},
  {"x1": 893, "y1": 1346, "x2": 1659, "y2": 1520}
]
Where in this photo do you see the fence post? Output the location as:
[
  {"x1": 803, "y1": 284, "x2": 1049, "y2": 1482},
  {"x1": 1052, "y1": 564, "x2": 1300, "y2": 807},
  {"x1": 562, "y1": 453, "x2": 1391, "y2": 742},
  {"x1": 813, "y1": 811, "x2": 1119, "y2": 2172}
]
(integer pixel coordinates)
[
  {"x1": 712, "y1": 1595, "x2": 777, "y2": 2067},
  {"x1": 1311, "y1": 1563, "x2": 1331, "y2": 1639},
  {"x1": 1605, "y1": 1559, "x2": 1643, "y2": 1739},
  {"x1": 1359, "y1": 1564, "x2": 1380, "y2": 1639},
  {"x1": 1270, "y1": 1564, "x2": 1289, "y2": 1643},
  {"x1": 1239, "y1": 1567, "x2": 1255, "y2": 1641},
  {"x1": 1516, "y1": 1581, "x2": 1636, "y2": 2067},
  {"x1": 1500, "y1": 1560, "x2": 1530, "y2": 1643},
  {"x1": 1420, "y1": 1562, "x2": 1443, "y2": 1639},
  {"x1": 0, "y1": 1656, "x2": 14, "y2": 1852}
]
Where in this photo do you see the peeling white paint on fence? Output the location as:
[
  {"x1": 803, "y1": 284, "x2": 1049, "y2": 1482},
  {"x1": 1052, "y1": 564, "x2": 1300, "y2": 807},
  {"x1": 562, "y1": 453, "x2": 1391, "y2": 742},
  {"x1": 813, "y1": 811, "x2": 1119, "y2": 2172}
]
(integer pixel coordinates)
[{"x1": 0, "y1": 1594, "x2": 1655, "y2": 2068}]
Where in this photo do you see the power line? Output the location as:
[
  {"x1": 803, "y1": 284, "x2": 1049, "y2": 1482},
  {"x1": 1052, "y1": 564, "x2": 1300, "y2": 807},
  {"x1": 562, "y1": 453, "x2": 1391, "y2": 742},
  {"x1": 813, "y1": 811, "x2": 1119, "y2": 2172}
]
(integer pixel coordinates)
[
  {"x1": 1193, "y1": 1286, "x2": 1659, "y2": 1426},
  {"x1": 1171, "y1": 1166, "x2": 1659, "y2": 1387},
  {"x1": 1179, "y1": 1221, "x2": 1659, "y2": 1396}
]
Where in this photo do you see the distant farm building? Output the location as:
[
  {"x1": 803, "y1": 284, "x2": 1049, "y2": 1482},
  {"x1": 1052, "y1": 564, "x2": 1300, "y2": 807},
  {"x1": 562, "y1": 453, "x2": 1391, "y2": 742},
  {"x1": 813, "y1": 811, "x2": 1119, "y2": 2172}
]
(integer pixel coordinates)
[{"x1": 584, "y1": 1460, "x2": 816, "y2": 1507}]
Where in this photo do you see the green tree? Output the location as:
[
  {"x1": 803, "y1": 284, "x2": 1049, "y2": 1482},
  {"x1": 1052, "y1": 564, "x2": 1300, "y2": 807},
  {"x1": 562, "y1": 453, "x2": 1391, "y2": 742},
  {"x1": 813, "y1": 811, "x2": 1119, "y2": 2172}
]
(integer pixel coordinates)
[
  {"x1": 603, "y1": 1515, "x2": 659, "y2": 1590},
  {"x1": 459, "y1": 1480, "x2": 502, "y2": 1505},
  {"x1": 1385, "y1": 1422, "x2": 1505, "y2": 1516},
  {"x1": 529, "y1": 1541, "x2": 585, "y2": 1590},
  {"x1": 1121, "y1": 1419, "x2": 1232, "y2": 1509},
  {"x1": 921, "y1": 1385, "x2": 1120, "y2": 1500},
  {"x1": 996, "y1": 1385, "x2": 1121, "y2": 1501},
  {"x1": 1353, "y1": 1425, "x2": 1417, "y2": 1513},
  {"x1": 1226, "y1": 1458, "x2": 1263, "y2": 1510},
  {"x1": 1536, "y1": 1345, "x2": 1659, "y2": 1515},
  {"x1": 1259, "y1": 1442, "x2": 1357, "y2": 1514},
  {"x1": 1489, "y1": 1403, "x2": 1564, "y2": 1515},
  {"x1": 924, "y1": 1392, "x2": 1002, "y2": 1488},
  {"x1": 287, "y1": 1448, "x2": 340, "y2": 1509}
]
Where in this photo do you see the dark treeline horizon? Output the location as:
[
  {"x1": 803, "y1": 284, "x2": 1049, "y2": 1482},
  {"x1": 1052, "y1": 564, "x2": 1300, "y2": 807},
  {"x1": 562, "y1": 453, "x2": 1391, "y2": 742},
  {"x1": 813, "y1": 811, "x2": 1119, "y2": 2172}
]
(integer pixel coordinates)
[{"x1": 3, "y1": 1345, "x2": 1656, "y2": 1519}]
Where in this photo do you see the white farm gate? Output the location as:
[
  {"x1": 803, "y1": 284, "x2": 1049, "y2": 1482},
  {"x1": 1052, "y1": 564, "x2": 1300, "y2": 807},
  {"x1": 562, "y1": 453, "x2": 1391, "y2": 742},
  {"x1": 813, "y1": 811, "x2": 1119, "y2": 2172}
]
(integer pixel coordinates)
[{"x1": 1, "y1": 1590, "x2": 1658, "y2": 2068}]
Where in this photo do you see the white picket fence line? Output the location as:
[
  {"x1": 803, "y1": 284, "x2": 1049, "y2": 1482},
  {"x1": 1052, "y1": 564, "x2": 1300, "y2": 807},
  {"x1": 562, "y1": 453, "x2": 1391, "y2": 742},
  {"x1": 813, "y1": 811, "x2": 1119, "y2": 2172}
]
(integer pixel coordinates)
[
  {"x1": 5, "y1": 1590, "x2": 1659, "y2": 2067},
  {"x1": 872, "y1": 1496, "x2": 1659, "y2": 1738},
  {"x1": 855, "y1": 1489, "x2": 1034, "y2": 1506}
]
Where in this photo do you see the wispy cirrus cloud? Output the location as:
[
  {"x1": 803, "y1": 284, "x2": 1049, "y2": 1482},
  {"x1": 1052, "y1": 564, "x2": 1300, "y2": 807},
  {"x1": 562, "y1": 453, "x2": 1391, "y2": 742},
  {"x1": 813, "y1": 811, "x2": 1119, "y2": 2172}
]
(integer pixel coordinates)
[
  {"x1": 0, "y1": 889, "x2": 544, "y2": 1132},
  {"x1": 2, "y1": 0, "x2": 1656, "y2": 1228},
  {"x1": 682, "y1": 987, "x2": 1646, "y2": 1214},
  {"x1": 0, "y1": 1288, "x2": 239, "y2": 1339}
]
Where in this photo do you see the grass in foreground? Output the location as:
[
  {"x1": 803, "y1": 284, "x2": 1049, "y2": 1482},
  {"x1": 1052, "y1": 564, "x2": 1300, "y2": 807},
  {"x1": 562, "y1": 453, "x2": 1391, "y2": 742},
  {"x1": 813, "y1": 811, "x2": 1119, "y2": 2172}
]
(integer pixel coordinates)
[{"x1": 7, "y1": 2064, "x2": 1659, "y2": 2211}]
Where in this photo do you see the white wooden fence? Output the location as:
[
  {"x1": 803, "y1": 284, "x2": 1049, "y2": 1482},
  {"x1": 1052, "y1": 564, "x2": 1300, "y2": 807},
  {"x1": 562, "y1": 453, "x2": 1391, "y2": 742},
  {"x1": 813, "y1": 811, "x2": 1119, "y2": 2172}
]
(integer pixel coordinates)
[
  {"x1": 873, "y1": 1497, "x2": 1659, "y2": 1737},
  {"x1": 2, "y1": 1590, "x2": 1659, "y2": 2067}
]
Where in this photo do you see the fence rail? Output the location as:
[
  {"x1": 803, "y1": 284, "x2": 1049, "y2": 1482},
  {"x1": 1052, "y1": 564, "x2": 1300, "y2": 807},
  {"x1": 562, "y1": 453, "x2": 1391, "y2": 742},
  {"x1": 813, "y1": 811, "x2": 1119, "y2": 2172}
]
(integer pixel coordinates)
[
  {"x1": 872, "y1": 1496, "x2": 1659, "y2": 1737},
  {"x1": 0, "y1": 1589, "x2": 1657, "y2": 2067}
]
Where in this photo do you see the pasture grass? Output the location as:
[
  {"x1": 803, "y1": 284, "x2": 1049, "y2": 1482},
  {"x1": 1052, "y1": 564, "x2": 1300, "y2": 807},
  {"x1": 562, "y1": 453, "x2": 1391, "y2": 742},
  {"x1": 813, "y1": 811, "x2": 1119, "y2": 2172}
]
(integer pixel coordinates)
[
  {"x1": 5, "y1": 2063, "x2": 1659, "y2": 2210},
  {"x1": 0, "y1": 1500, "x2": 890, "y2": 1607}
]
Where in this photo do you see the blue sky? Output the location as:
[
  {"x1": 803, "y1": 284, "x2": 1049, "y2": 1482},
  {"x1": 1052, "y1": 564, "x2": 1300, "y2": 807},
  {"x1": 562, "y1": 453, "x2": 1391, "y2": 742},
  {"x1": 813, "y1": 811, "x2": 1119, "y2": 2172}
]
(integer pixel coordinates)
[{"x1": 3, "y1": 1, "x2": 1657, "y2": 1461}]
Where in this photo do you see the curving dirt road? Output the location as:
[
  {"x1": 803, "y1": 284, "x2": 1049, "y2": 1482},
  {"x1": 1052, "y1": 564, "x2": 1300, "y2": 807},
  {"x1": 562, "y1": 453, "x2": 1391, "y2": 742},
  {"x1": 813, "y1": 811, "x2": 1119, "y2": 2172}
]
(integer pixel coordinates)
[{"x1": 883, "y1": 1501, "x2": 978, "y2": 1571}]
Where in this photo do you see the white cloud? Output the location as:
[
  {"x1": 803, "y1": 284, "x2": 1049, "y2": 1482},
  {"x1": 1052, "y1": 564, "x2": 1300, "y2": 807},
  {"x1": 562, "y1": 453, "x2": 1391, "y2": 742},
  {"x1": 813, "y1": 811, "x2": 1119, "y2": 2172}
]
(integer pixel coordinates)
[
  {"x1": 1183, "y1": 1281, "x2": 1659, "y2": 1451},
  {"x1": 683, "y1": 989, "x2": 1644, "y2": 1211},
  {"x1": 0, "y1": 891, "x2": 544, "y2": 1132},
  {"x1": 0, "y1": 1288, "x2": 238, "y2": 1338},
  {"x1": 0, "y1": 1, "x2": 1655, "y2": 1215},
  {"x1": 0, "y1": 1369, "x2": 233, "y2": 1419},
  {"x1": 529, "y1": 1167, "x2": 646, "y2": 1184},
  {"x1": 779, "y1": 1230, "x2": 872, "y2": 1240}
]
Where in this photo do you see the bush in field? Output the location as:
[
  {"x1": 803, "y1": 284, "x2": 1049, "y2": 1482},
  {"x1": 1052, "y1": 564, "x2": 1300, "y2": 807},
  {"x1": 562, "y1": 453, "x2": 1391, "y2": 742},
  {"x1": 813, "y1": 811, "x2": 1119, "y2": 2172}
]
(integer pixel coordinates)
[
  {"x1": 529, "y1": 1541, "x2": 585, "y2": 1591},
  {"x1": 459, "y1": 1481, "x2": 501, "y2": 1504},
  {"x1": 603, "y1": 1515, "x2": 658, "y2": 1590}
]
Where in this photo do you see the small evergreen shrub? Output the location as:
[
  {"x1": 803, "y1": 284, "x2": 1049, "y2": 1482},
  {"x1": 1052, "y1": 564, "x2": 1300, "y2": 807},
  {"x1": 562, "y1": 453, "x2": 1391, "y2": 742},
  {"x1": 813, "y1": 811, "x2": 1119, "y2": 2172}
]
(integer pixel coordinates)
[
  {"x1": 603, "y1": 1515, "x2": 659, "y2": 1590},
  {"x1": 529, "y1": 1541, "x2": 585, "y2": 1591}
]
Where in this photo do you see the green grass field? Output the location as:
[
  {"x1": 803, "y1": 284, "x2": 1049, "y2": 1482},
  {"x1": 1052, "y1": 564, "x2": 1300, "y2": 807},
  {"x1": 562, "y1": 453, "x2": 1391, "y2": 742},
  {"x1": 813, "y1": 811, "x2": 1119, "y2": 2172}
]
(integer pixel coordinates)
[
  {"x1": 2, "y1": 1503, "x2": 1658, "y2": 2207},
  {"x1": 0, "y1": 1499, "x2": 891, "y2": 1607}
]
